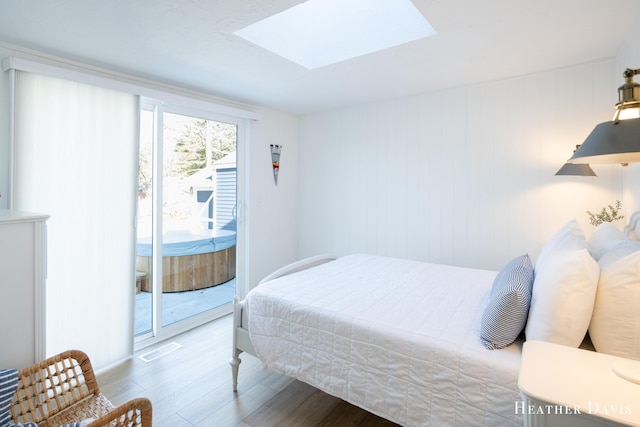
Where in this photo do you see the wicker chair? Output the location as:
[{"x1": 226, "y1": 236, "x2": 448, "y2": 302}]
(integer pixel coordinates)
[{"x1": 10, "y1": 350, "x2": 152, "y2": 427}]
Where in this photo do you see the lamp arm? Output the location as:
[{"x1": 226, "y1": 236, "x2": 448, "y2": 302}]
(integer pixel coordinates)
[
  {"x1": 613, "y1": 68, "x2": 640, "y2": 123},
  {"x1": 623, "y1": 68, "x2": 640, "y2": 83}
]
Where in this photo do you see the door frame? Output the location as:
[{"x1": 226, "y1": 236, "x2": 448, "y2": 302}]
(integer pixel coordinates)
[{"x1": 134, "y1": 100, "x2": 249, "y2": 349}]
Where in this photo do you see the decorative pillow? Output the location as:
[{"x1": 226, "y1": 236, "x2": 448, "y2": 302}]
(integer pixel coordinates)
[
  {"x1": 534, "y1": 219, "x2": 588, "y2": 270},
  {"x1": 625, "y1": 210, "x2": 640, "y2": 240},
  {"x1": 0, "y1": 369, "x2": 19, "y2": 426},
  {"x1": 588, "y1": 221, "x2": 626, "y2": 261},
  {"x1": 4, "y1": 422, "x2": 80, "y2": 426},
  {"x1": 479, "y1": 254, "x2": 533, "y2": 349},
  {"x1": 598, "y1": 239, "x2": 640, "y2": 269},
  {"x1": 525, "y1": 220, "x2": 600, "y2": 347},
  {"x1": 4, "y1": 423, "x2": 39, "y2": 426},
  {"x1": 4, "y1": 421, "x2": 86, "y2": 426},
  {"x1": 589, "y1": 242, "x2": 640, "y2": 360}
]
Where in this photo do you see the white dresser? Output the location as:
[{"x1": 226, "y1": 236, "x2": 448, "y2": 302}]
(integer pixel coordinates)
[
  {"x1": 0, "y1": 209, "x2": 48, "y2": 369},
  {"x1": 519, "y1": 340, "x2": 640, "y2": 427}
]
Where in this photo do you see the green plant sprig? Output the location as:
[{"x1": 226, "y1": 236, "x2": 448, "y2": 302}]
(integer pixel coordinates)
[{"x1": 586, "y1": 200, "x2": 624, "y2": 227}]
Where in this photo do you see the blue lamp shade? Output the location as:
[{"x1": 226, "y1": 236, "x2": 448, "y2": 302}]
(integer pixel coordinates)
[
  {"x1": 557, "y1": 144, "x2": 596, "y2": 176},
  {"x1": 569, "y1": 119, "x2": 640, "y2": 165},
  {"x1": 555, "y1": 162, "x2": 596, "y2": 176},
  {"x1": 569, "y1": 68, "x2": 640, "y2": 165}
]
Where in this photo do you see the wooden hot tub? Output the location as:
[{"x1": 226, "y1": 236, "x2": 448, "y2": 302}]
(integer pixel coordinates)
[{"x1": 136, "y1": 229, "x2": 236, "y2": 293}]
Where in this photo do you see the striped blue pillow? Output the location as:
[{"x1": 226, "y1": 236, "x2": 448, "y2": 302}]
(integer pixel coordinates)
[
  {"x1": 4, "y1": 423, "x2": 39, "y2": 427},
  {"x1": 1, "y1": 367, "x2": 82, "y2": 427},
  {"x1": 3, "y1": 421, "x2": 80, "y2": 426},
  {"x1": 4, "y1": 420, "x2": 83, "y2": 426},
  {"x1": 0, "y1": 369, "x2": 19, "y2": 426},
  {"x1": 480, "y1": 254, "x2": 534, "y2": 349},
  {"x1": 4, "y1": 424, "x2": 75, "y2": 427}
]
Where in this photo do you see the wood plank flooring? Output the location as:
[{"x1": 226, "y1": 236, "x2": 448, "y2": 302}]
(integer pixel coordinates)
[{"x1": 97, "y1": 314, "x2": 400, "y2": 427}]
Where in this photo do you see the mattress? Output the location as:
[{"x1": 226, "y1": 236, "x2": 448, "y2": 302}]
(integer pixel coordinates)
[{"x1": 246, "y1": 254, "x2": 523, "y2": 426}]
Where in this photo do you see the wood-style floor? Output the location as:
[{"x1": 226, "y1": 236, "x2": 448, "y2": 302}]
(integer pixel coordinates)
[{"x1": 97, "y1": 314, "x2": 400, "y2": 427}]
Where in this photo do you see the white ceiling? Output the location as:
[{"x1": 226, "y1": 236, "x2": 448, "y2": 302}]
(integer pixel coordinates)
[{"x1": 0, "y1": 0, "x2": 639, "y2": 115}]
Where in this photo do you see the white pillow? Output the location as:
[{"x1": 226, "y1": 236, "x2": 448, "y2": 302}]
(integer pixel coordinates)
[
  {"x1": 625, "y1": 210, "x2": 640, "y2": 240},
  {"x1": 588, "y1": 221, "x2": 626, "y2": 261},
  {"x1": 526, "y1": 220, "x2": 599, "y2": 347},
  {"x1": 534, "y1": 219, "x2": 587, "y2": 270},
  {"x1": 598, "y1": 239, "x2": 640, "y2": 269},
  {"x1": 589, "y1": 243, "x2": 640, "y2": 360}
]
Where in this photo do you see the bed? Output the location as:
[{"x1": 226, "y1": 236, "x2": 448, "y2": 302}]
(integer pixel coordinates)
[
  {"x1": 231, "y1": 253, "x2": 524, "y2": 426},
  {"x1": 231, "y1": 216, "x2": 640, "y2": 426}
]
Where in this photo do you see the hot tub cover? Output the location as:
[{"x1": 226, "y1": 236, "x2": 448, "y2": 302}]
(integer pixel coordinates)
[{"x1": 136, "y1": 229, "x2": 236, "y2": 256}]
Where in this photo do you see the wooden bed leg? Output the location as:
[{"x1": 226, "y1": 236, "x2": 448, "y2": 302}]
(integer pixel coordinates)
[{"x1": 230, "y1": 349, "x2": 241, "y2": 392}]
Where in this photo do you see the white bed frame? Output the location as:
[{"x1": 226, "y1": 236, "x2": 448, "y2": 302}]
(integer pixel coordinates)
[{"x1": 230, "y1": 254, "x2": 337, "y2": 391}]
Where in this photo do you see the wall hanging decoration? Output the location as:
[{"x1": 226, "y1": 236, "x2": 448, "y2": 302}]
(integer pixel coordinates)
[{"x1": 270, "y1": 144, "x2": 282, "y2": 185}]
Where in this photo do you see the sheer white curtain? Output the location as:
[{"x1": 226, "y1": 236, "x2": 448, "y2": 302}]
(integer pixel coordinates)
[{"x1": 13, "y1": 71, "x2": 139, "y2": 370}]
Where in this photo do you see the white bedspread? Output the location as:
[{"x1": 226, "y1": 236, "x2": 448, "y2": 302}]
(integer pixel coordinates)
[{"x1": 247, "y1": 254, "x2": 523, "y2": 426}]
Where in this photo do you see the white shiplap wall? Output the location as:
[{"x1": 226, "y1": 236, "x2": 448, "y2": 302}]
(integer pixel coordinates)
[{"x1": 299, "y1": 61, "x2": 621, "y2": 271}]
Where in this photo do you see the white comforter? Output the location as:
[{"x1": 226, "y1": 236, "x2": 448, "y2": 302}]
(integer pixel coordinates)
[{"x1": 247, "y1": 254, "x2": 523, "y2": 426}]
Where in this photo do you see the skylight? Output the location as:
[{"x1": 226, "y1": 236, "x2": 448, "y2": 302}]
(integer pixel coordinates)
[{"x1": 234, "y1": 0, "x2": 436, "y2": 69}]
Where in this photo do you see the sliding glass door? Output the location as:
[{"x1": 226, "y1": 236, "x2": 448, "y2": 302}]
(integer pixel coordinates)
[{"x1": 135, "y1": 102, "x2": 238, "y2": 344}]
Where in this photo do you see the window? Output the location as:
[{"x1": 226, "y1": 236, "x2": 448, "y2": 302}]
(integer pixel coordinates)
[{"x1": 4, "y1": 56, "x2": 257, "y2": 368}]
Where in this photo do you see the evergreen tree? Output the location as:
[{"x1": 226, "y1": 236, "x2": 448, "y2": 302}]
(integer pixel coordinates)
[{"x1": 174, "y1": 119, "x2": 236, "y2": 177}]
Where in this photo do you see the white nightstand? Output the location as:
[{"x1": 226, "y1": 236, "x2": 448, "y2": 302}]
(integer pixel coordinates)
[{"x1": 519, "y1": 340, "x2": 640, "y2": 427}]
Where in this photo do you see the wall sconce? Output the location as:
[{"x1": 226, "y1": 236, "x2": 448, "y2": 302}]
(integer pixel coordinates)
[
  {"x1": 556, "y1": 145, "x2": 596, "y2": 176},
  {"x1": 569, "y1": 68, "x2": 640, "y2": 165},
  {"x1": 270, "y1": 144, "x2": 281, "y2": 185}
]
